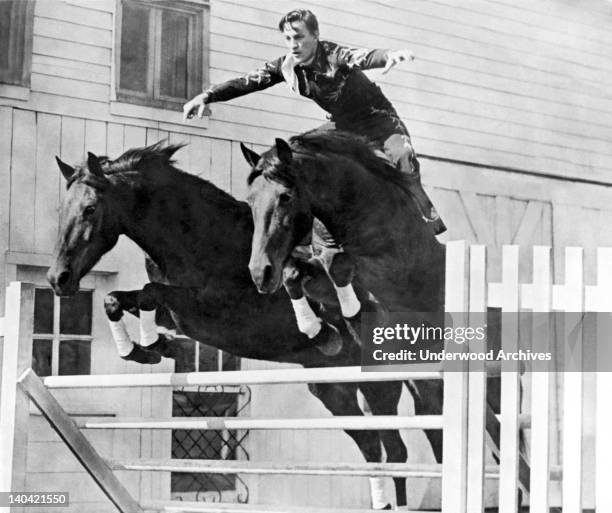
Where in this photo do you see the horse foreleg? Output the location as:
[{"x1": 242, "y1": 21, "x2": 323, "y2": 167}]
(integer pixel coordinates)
[
  {"x1": 103, "y1": 290, "x2": 162, "y2": 364},
  {"x1": 325, "y1": 251, "x2": 378, "y2": 343},
  {"x1": 307, "y1": 382, "x2": 391, "y2": 510},
  {"x1": 107, "y1": 289, "x2": 165, "y2": 344},
  {"x1": 359, "y1": 381, "x2": 408, "y2": 508},
  {"x1": 326, "y1": 252, "x2": 361, "y2": 317},
  {"x1": 282, "y1": 258, "x2": 342, "y2": 356},
  {"x1": 104, "y1": 290, "x2": 140, "y2": 321},
  {"x1": 132, "y1": 282, "x2": 208, "y2": 359}
]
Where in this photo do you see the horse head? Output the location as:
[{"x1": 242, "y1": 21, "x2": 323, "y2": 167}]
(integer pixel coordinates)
[
  {"x1": 47, "y1": 152, "x2": 121, "y2": 296},
  {"x1": 242, "y1": 139, "x2": 313, "y2": 293}
]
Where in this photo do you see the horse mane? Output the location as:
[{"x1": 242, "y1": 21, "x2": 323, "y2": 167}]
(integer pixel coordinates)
[
  {"x1": 102, "y1": 141, "x2": 185, "y2": 176},
  {"x1": 67, "y1": 141, "x2": 243, "y2": 212},
  {"x1": 66, "y1": 141, "x2": 186, "y2": 190},
  {"x1": 248, "y1": 128, "x2": 412, "y2": 196}
]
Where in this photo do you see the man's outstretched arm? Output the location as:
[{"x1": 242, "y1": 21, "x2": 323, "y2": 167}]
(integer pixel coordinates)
[
  {"x1": 183, "y1": 59, "x2": 284, "y2": 120},
  {"x1": 334, "y1": 45, "x2": 414, "y2": 74}
]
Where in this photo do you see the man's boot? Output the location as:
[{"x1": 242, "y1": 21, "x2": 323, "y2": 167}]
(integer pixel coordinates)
[
  {"x1": 406, "y1": 175, "x2": 446, "y2": 235},
  {"x1": 384, "y1": 135, "x2": 446, "y2": 235},
  {"x1": 403, "y1": 153, "x2": 446, "y2": 235}
]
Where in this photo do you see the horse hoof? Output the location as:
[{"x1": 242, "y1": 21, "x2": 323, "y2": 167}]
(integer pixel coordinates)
[
  {"x1": 121, "y1": 343, "x2": 162, "y2": 364},
  {"x1": 313, "y1": 323, "x2": 343, "y2": 356},
  {"x1": 146, "y1": 334, "x2": 179, "y2": 359}
]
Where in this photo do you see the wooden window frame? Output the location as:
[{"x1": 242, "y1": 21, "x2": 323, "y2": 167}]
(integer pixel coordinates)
[
  {"x1": 0, "y1": 0, "x2": 35, "y2": 87},
  {"x1": 115, "y1": 0, "x2": 209, "y2": 110},
  {"x1": 33, "y1": 287, "x2": 94, "y2": 376}
]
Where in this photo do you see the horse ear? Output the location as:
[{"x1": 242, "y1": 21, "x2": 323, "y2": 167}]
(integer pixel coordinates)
[
  {"x1": 162, "y1": 143, "x2": 185, "y2": 159},
  {"x1": 56, "y1": 156, "x2": 75, "y2": 181},
  {"x1": 275, "y1": 138, "x2": 292, "y2": 165},
  {"x1": 240, "y1": 142, "x2": 261, "y2": 168},
  {"x1": 87, "y1": 152, "x2": 105, "y2": 178}
]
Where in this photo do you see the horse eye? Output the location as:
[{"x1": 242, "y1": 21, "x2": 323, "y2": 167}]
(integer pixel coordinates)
[
  {"x1": 83, "y1": 205, "x2": 96, "y2": 217},
  {"x1": 278, "y1": 192, "x2": 292, "y2": 204}
]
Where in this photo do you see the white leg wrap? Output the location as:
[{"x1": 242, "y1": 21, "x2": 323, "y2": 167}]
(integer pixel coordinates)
[
  {"x1": 334, "y1": 284, "x2": 361, "y2": 318},
  {"x1": 369, "y1": 477, "x2": 388, "y2": 509},
  {"x1": 108, "y1": 319, "x2": 134, "y2": 357},
  {"x1": 290, "y1": 297, "x2": 322, "y2": 339},
  {"x1": 139, "y1": 309, "x2": 159, "y2": 346}
]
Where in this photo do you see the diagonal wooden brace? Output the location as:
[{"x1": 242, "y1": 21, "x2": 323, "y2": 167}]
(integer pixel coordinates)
[{"x1": 18, "y1": 368, "x2": 143, "y2": 513}]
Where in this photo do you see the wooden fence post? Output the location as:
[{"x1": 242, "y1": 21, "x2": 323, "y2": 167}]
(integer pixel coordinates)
[
  {"x1": 0, "y1": 282, "x2": 35, "y2": 501},
  {"x1": 442, "y1": 241, "x2": 469, "y2": 513},
  {"x1": 496, "y1": 246, "x2": 521, "y2": 513},
  {"x1": 466, "y1": 245, "x2": 487, "y2": 513},
  {"x1": 586, "y1": 248, "x2": 612, "y2": 511},
  {"x1": 555, "y1": 248, "x2": 584, "y2": 513},
  {"x1": 523, "y1": 246, "x2": 553, "y2": 513}
]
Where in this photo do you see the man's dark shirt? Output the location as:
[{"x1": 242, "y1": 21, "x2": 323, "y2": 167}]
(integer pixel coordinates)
[{"x1": 207, "y1": 41, "x2": 409, "y2": 142}]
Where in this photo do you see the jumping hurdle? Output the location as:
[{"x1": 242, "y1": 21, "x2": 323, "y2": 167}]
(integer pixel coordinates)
[
  {"x1": 2, "y1": 241, "x2": 612, "y2": 512},
  {"x1": 0, "y1": 277, "x2": 464, "y2": 512}
]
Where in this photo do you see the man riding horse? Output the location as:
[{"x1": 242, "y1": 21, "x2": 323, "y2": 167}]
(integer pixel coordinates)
[{"x1": 183, "y1": 8, "x2": 445, "y2": 236}]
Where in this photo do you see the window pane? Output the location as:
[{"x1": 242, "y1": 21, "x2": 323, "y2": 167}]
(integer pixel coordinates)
[
  {"x1": 60, "y1": 291, "x2": 92, "y2": 335},
  {"x1": 58, "y1": 340, "x2": 91, "y2": 375},
  {"x1": 120, "y1": 2, "x2": 150, "y2": 93},
  {"x1": 160, "y1": 10, "x2": 190, "y2": 99},
  {"x1": 0, "y1": 1, "x2": 29, "y2": 86},
  {"x1": 34, "y1": 288, "x2": 54, "y2": 334},
  {"x1": 32, "y1": 339, "x2": 52, "y2": 377},
  {"x1": 0, "y1": 2, "x2": 14, "y2": 70}
]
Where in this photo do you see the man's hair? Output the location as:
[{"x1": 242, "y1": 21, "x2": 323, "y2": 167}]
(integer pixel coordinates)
[{"x1": 278, "y1": 9, "x2": 319, "y2": 34}]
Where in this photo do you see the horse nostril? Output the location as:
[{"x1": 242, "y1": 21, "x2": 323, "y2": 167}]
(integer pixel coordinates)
[
  {"x1": 261, "y1": 264, "x2": 273, "y2": 288},
  {"x1": 56, "y1": 270, "x2": 72, "y2": 288}
]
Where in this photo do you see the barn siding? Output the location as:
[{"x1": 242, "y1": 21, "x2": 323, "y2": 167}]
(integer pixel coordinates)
[
  {"x1": 0, "y1": 0, "x2": 611, "y2": 510},
  {"x1": 0, "y1": 0, "x2": 608, "y2": 177},
  {"x1": 34, "y1": 113, "x2": 61, "y2": 254}
]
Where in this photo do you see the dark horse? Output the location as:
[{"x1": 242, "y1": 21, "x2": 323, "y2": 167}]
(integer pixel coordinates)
[
  {"x1": 243, "y1": 129, "x2": 444, "y2": 313},
  {"x1": 243, "y1": 129, "x2": 530, "y2": 495},
  {"x1": 46, "y1": 142, "x2": 437, "y2": 509}
]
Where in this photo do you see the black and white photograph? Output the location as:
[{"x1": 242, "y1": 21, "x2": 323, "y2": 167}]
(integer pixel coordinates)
[{"x1": 0, "y1": 0, "x2": 611, "y2": 511}]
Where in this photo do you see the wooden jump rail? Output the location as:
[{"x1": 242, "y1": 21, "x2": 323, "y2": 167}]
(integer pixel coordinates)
[
  {"x1": 4, "y1": 241, "x2": 611, "y2": 512},
  {"x1": 74, "y1": 414, "x2": 444, "y2": 431},
  {"x1": 41, "y1": 365, "x2": 443, "y2": 388},
  {"x1": 109, "y1": 458, "x2": 559, "y2": 480}
]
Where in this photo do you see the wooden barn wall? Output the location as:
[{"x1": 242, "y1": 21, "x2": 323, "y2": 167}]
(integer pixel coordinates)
[
  {"x1": 0, "y1": 0, "x2": 611, "y2": 510},
  {"x1": 0, "y1": 0, "x2": 608, "y2": 285},
  {"x1": 0, "y1": 0, "x2": 608, "y2": 176}
]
